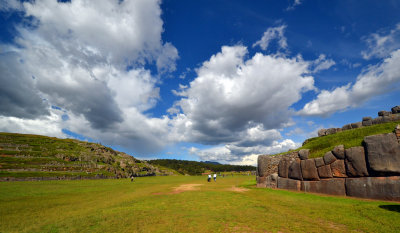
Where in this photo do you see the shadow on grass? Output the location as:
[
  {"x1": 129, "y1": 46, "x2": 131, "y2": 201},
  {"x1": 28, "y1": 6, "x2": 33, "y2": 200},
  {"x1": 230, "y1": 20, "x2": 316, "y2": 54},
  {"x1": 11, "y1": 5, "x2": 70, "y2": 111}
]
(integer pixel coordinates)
[{"x1": 379, "y1": 205, "x2": 400, "y2": 213}]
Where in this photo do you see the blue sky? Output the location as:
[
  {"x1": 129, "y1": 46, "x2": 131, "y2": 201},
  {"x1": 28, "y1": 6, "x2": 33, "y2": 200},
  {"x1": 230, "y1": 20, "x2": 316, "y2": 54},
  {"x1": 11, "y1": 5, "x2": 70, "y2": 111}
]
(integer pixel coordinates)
[{"x1": 1, "y1": 0, "x2": 400, "y2": 165}]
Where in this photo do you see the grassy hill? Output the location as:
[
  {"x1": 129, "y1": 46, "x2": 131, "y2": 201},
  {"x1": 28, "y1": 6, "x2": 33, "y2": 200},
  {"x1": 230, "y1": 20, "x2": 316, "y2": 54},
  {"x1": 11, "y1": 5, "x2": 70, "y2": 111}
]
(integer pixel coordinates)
[
  {"x1": 0, "y1": 132, "x2": 177, "y2": 180},
  {"x1": 293, "y1": 121, "x2": 400, "y2": 158}
]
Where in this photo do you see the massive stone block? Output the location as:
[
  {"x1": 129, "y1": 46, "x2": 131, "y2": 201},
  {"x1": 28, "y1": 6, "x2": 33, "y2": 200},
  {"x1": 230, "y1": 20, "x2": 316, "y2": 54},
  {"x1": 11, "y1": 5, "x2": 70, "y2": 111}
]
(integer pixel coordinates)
[
  {"x1": 330, "y1": 160, "x2": 347, "y2": 177},
  {"x1": 382, "y1": 116, "x2": 392, "y2": 123},
  {"x1": 332, "y1": 145, "x2": 345, "y2": 159},
  {"x1": 318, "y1": 129, "x2": 327, "y2": 137},
  {"x1": 351, "y1": 122, "x2": 362, "y2": 129},
  {"x1": 301, "y1": 179, "x2": 346, "y2": 196},
  {"x1": 298, "y1": 149, "x2": 310, "y2": 160},
  {"x1": 257, "y1": 155, "x2": 279, "y2": 177},
  {"x1": 323, "y1": 151, "x2": 337, "y2": 165},
  {"x1": 372, "y1": 117, "x2": 383, "y2": 125},
  {"x1": 277, "y1": 177, "x2": 301, "y2": 191},
  {"x1": 256, "y1": 176, "x2": 267, "y2": 188},
  {"x1": 301, "y1": 159, "x2": 320, "y2": 180},
  {"x1": 326, "y1": 128, "x2": 338, "y2": 135},
  {"x1": 364, "y1": 133, "x2": 400, "y2": 174},
  {"x1": 392, "y1": 114, "x2": 400, "y2": 122},
  {"x1": 392, "y1": 106, "x2": 400, "y2": 114},
  {"x1": 378, "y1": 110, "x2": 391, "y2": 116},
  {"x1": 288, "y1": 160, "x2": 303, "y2": 180},
  {"x1": 362, "y1": 117, "x2": 372, "y2": 126},
  {"x1": 278, "y1": 158, "x2": 290, "y2": 178},
  {"x1": 317, "y1": 165, "x2": 333, "y2": 178},
  {"x1": 346, "y1": 177, "x2": 400, "y2": 201},
  {"x1": 345, "y1": 146, "x2": 369, "y2": 177},
  {"x1": 265, "y1": 173, "x2": 278, "y2": 188},
  {"x1": 342, "y1": 124, "x2": 352, "y2": 131},
  {"x1": 314, "y1": 157, "x2": 325, "y2": 167}
]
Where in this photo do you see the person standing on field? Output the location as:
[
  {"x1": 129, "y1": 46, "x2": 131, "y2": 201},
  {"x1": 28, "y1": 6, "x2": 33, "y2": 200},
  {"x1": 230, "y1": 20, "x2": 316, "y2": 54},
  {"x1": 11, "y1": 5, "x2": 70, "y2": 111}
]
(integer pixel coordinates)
[
  {"x1": 207, "y1": 174, "x2": 211, "y2": 182},
  {"x1": 213, "y1": 173, "x2": 217, "y2": 182}
]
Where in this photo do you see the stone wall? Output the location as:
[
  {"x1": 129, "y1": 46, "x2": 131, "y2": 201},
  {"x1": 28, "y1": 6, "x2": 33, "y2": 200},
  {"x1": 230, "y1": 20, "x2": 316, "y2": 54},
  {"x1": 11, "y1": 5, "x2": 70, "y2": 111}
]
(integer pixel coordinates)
[
  {"x1": 318, "y1": 106, "x2": 400, "y2": 137},
  {"x1": 257, "y1": 131, "x2": 400, "y2": 201}
]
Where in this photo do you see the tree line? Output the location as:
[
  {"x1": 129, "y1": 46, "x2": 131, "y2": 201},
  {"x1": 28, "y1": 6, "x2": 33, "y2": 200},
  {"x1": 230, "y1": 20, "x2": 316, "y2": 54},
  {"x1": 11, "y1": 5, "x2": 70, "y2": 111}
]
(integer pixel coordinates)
[{"x1": 148, "y1": 159, "x2": 256, "y2": 175}]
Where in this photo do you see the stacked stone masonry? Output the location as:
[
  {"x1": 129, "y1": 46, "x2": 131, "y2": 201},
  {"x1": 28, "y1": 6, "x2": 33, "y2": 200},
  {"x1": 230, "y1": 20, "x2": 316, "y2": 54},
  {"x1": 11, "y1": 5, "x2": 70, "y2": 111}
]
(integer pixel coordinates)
[
  {"x1": 257, "y1": 130, "x2": 400, "y2": 201},
  {"x1": 317, "y1": 106, "x2": 400, "y2": 137}
]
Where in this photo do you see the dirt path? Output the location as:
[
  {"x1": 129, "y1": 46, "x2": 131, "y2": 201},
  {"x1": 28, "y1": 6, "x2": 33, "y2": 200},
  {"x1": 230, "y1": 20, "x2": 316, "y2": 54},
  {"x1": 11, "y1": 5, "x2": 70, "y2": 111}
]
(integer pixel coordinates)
[
  {"x1": 153, "y1": 183, "x2": 204, "y2": 195},
  {"x1": 228, "y1": 186, "x2": 249, "y2": 192}
]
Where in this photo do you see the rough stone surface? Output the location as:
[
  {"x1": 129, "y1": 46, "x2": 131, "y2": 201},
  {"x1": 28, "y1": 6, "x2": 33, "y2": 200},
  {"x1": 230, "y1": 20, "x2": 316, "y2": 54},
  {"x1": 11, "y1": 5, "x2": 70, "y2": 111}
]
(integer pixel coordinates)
[
  {"x1": 362, "y1": 118, "x2": 372, "y2": 126},
  {"x1": 392, "y1": 106, "x2": 400, "y2": 114},
  {"x1": 318, "y1": 129, "x2": 327, "y2": 137},
  {"x1": 301, "y1": 179, "x2": 346, "y2": 196},
  {"x1": 332, "y1": 145, "x2": 345, "y2": 159},
  {"x1": 346, "y1": 177, "x2": 400, "y2": 201},
  {"x1": 396, "y1": 126, "x2": 400, "y2": 139},
  {"x1": 314, "y1": 157, "x2": 325, "y2": 167},
  {"x1": 342, "y1": 124, "x2": 352, "y2": 131},
  {"x1": 330, "y1": 160, "x2": 347, "y2": 177},
  {"x1": 351, "y1": 122, "x2": 362, "y2": 129},
  {"x1": 256, "y1": 176, "x2": 267, "y2": 188},
  {"x1": 364, "y1": 133, "x2": 400, "y2": 174},
  {"x1": 382, "y1": 116, "x2": 392, "y2": 123},
  {"x1": 323, "y1": 151, "x2": 337, "y2": 165},
  {"x1": 362, "y1": 117, "x2": 372, "y2": 121},
  {"x1": 378, "y1": 110, "x2": 391, "y2": 116},
  {"x1": 298, "y1": 149, "x2": 310, "y2": 160},
  {"x1": 265, "y1": 173, "x2": 278, "y2": 188},
  {"x1": 277, "y1": 177, "x2": 301, "y2": 191},
  {"x1": 288, "y1": 160, "x2": 303, "y2": 180},
  {"x1": 392, "y1": 114, "x2": 400, "y2": 122},
  {"x1": 301, "y1": 159, "x2": 320, "y2": 181},
  {"x1": 345, "y1": 146, "x2": 369, "y2": 177},
  {"x1": 326, "y1": 128, "x2": 337, "y2": 135},
  {"x1": 317, "y1": 165, "x2": 333, "y2": 178},
  {"x1": 372, "y1": 117, "x2": 383, "y2": 125},
  {"x1": 278, "y1": 158, "x2": 291, "y2": 178}
]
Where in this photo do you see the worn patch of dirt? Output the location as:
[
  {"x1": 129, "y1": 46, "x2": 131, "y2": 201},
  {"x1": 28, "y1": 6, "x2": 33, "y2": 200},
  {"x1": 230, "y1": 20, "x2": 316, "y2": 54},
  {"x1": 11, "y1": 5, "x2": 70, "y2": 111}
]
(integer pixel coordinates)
[
  {"x1": 153, "y1": 184, "x2": 203, "y2": 195},
  {"x1": 229, "y1": 186, "x2": 249, "y2": 192}
]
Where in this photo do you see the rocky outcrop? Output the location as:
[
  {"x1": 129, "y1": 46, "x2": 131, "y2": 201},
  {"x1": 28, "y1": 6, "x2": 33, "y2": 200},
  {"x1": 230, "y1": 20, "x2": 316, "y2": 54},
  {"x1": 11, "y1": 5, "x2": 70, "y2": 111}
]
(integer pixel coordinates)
[
  {"x1": 257, "y1": 128, "x2": 400, "y2": 201},
  {"x1": 318, "y1": 106, "x2": 400, "y2": 137}
]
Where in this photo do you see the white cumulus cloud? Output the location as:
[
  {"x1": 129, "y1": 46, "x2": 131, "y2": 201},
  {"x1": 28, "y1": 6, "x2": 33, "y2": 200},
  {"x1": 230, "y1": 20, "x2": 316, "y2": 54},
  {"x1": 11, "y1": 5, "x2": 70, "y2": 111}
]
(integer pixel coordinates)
[
  {"x1": 361, "y1": 23, "x2": 400, "y2": 60},
  {"x1": 299, "y1": 49, "x2": 400, "y2": 116},
  {"x1": 0, "y1": 0, "x2": 178, "y2": 154},
  {"x1": 252, "y1": 25, "x2": 288, "y2": 51}
]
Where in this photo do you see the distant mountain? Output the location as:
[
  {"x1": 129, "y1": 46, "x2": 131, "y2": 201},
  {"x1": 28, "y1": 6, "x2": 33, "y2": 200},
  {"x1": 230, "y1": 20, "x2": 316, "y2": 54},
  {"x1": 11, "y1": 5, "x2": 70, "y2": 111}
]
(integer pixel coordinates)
[
  {"x1": 202, "y1": 161, "x2": 221, "y2": 165},
  {"x1": 0, "y1": 132, "x2": 177, "y2": 181}
]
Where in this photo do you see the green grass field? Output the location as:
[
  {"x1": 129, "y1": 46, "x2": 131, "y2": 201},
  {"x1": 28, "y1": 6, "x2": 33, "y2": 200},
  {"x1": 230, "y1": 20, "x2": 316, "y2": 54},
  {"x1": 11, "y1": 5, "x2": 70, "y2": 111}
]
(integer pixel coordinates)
[
  {"x1": 294, "y1": 121, "x2": 400, "y2": 158},
  {"x1": 1, "y1": 176, "x2": 399, "y2": 233}
]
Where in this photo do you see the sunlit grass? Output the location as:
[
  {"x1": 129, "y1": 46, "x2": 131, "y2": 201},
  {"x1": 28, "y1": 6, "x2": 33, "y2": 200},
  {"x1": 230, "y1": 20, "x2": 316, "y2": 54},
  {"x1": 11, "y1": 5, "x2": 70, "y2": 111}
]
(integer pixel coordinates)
[
  {"x1": 293, "y1": 121, "x2": 400, "y2": 158},
  {"x1": 0, "y1": 176, "x2": 399, "y2": 232}
]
